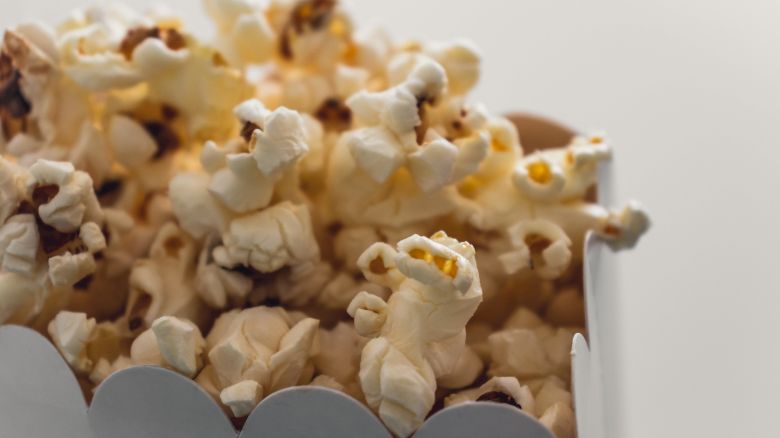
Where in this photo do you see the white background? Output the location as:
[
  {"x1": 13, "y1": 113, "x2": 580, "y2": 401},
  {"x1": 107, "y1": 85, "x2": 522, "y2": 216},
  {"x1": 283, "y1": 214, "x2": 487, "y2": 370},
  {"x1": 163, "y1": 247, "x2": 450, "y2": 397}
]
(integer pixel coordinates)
[{"x1": 3, "y1": 1, "x2": 780, "y2": 437}]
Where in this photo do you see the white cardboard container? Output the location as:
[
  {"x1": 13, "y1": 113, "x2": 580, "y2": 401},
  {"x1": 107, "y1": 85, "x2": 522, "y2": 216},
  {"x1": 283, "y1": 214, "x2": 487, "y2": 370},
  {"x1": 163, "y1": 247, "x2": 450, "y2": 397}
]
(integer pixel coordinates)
[{"x1": 0, "y1": 115, "x2": 618, "y2": 438}]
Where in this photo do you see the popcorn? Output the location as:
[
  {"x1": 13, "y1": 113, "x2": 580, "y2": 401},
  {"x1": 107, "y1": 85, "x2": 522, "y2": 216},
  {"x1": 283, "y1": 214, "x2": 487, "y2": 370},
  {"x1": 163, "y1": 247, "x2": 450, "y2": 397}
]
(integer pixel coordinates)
[
  {"x1": 27, "y1": 159, "x2": 103, "y2": 232},
  {"x1": 197, "y1": 306, "x2": 319, "y2": 416},
  {"x1": 0, "y1": 4, "x2": 651, "y2": 437},
  {"x1": 0, "y1": 214, "x2": 39, "y2": 275},
  {"x1": 218, "y1": 201, "x2": 319, "y2": 273},
  {"x1": 313, "y1": 322, "x2": 364, "y2": 398},
  {"x1": 444, "y1": 376, "x2": 535, "y2": 414},
  {"x1": 48, "y1": 310, "x2": 97, "y2": 372},
  {"x1": 125, "y1": 222, "x2": 206, "y2": 332},
  {"x1": 499, "y1": 219, "x2": 573, "y2": 280},
  {"x1": 426, "y1": 40, "x2": 481, "y2": 96},
  {"x1": 0, "y1": 157, "x2": 108, "y2": 325},
  {"x1": 48, "y1": 311, "x2": 131, "y2": 379},
  {"x1": 0, "y1": 272, "x2": 38, "y2": 324},
  {"x1": 489, "y1": 307, "x2": 583, "y2": 384},
  {"x1": 130, "y1": 315, "x2": 205, "y2": 377},
  {"x1": 539, "y1": 402, "x2": 576, "y2": 438},
  {"x1": 348, "y1": 231, "x2": 483, "y2": 437},
  {"x1": 220, "y1": 380, "x2": 263, "y2": 417},
  {"x1": 195, "y1": 241, "x2": 253, "y2": 309},
  {"x1": 48, "y1": 251, "x2": 96, "y2": 287},
  {"x1": 437, "y1": 345, "x2": 483, "y2": 389},
  {"x1": 203, "y1": 0, "x2": 275, "y2": 67}
]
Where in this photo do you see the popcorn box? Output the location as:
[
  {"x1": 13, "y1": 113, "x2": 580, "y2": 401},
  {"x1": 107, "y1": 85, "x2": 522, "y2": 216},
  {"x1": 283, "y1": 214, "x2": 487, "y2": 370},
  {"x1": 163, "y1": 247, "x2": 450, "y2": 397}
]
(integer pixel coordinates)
[{"x1": 0, "y1": 115, "x2": 617, "y2": 438}]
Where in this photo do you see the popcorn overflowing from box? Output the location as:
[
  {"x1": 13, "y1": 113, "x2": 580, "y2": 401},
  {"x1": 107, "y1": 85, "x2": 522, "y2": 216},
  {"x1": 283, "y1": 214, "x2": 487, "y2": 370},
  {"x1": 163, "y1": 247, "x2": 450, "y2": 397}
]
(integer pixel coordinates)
[{"x1": 0, "y1": 1, "x2": 650, "y2": 437}]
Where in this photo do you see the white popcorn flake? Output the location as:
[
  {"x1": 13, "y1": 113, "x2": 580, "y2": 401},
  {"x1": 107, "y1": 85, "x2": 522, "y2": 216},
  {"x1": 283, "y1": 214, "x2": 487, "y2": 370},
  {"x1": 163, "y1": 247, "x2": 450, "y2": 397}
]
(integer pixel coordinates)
[
  {"x1": 250, "y1": 106, "x2": 309, "y2": 177},
  {"x1": 48, "y1": 252, "x2": 96, "y2": 288},
  {"x1": 513, "y1": 153, "x2": 566, "y2": 201},
  {"x1": 47, "y1": 311, "x2": 96, "y2": 373},
  {"x1": 534, "y1": 378, "x2": 572, "y2": 418},
  {"x1": 0, "y1": 214, "x2": 39, "y2": 275},
  {"x1": 444, "y1": 376, "x2": 535, "y2": 415},
  {"x1": 27, "y1": 159, "x2": 103, "y2": 233},
  {"x1": 500, "y1": 219, "x2": 573, "y2": 280},
  {"x1": 539, "y1": 402, "x2": 576, "y2": 438},
  {"x1": 108, "y1": 115, "x2": 158, "y2": 168},
  {"x1": 220, "y1": 201, "x2": 319, "y2": 273},
  {"x1": 209, "y1": 152, "x2": 276, "y2": 213},
  {"x1": 150, "y1": 316, "x2": 205, "y2": 377},
  {"x1": 427, "y1": 39, "x2": 481, "y2": 95},
  {"x1": 603, "y1": 200, "x2": 651, "y2": 250},
  {"x1": 202, "y1": 306, "x2": 319, "y2": 414},
  {"x1": 345, "y1": 126, "x2": 404, "y2": 183},
  {"x1": 79, "y1": 222, "x2": 106, "y2": 253},
  {"x1": 125, "y1": 222, "x2": 204, "y2": 331},
  {"x1": 488, "y1": 328, "x2": 552, "y2": 380},
  {"x1": 407, "y1": 137, "x2": 458, "y2": 192},
  {"x1": 169, "y1": 171, "x2": 232, "y2": 238},
  {"x1": 220, "y1": 380, "x2": 263, "y2": 417},
  {"x1": 0, "y1": 272, "x2": 39, "y2": 324}
]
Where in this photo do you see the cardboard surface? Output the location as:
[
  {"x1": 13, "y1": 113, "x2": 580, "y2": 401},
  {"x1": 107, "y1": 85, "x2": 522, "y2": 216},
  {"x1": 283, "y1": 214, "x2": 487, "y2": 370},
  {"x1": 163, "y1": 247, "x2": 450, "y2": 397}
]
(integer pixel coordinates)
[
  {"x1": 241, "y1": 387, "x2": 390, "y2": 438},
  {"x1": 415, "y1": 403, "x2": 554, "y2": 438},
  {"x1": 89, "y1": 366, "x2": 235, "y2": 438},
  {"x1": 0, "y1": 325, "x2": 93, "y2": 438}
]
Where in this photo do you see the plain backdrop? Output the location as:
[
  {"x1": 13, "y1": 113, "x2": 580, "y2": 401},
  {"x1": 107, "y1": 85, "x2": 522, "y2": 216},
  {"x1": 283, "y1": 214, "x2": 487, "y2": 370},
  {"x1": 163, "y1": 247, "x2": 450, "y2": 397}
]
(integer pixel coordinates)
[{"x1": 3, "y1": 1, "x2": 780, "y2": 437}]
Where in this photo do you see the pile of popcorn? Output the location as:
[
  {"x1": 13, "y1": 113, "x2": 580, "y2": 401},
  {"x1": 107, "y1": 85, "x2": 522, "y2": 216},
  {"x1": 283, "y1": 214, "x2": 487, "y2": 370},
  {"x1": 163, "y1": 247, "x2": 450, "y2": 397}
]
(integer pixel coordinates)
[{"x1": 0, "y1": 1, "x2": 649, "y2": 437}]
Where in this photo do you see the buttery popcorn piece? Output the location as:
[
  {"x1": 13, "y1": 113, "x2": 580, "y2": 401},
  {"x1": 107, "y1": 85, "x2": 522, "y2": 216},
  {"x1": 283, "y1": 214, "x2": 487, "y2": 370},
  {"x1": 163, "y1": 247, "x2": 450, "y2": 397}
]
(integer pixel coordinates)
[
  {"x1": 348, "y1": 231, "x2": 483, "y2": 437},
  {"x1": 130, "y1": 315, "x2": 205, "y2": 377},
  {"x1": 197, "y1": 306, "x2": 319, "y2": 417}
]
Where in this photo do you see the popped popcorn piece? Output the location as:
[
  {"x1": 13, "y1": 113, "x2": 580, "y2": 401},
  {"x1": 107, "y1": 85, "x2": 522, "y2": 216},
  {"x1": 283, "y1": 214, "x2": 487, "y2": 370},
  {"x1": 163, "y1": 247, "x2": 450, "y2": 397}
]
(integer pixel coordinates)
[
  {"x1": 313, "y1": 322, "x2": 363, "y2": 389},
  {"x1": 348, "y1": 231, "x2": 483, "y2": 437},
  {"x1": 90, "y1": 355, "x2": 134, "y2": 385},
  {"x1": 436, "y1": 345, "x2": 482, "y2": 389},
  {"x1": 490, "y1": 307, "x2": 583, "y2": 384},
  {"x1": 0, "y1": 214, "x2": 39, "y2": 275},
  {"x1": 130, "y1": 316, "x2": 205, "y2": 377},
  {"x1": 0, "y1": 157, "x2": 108, "y2": 325},
  {"x1": 59, "y1": 6, "x2": 252, "y2": 140},
  {"x1": 169, "y1": 171, "x2": 232, "y2": 239},
  {"x1": 218, "y1": 201, "x2": 319, "y2": 273},
  {"x1": 245, "y1": 104, "x2": 309, "y2": 177},
  {"x1": 309, "y1": 374, "x2": 345, "y2": 392},
  {"x1": 534, "y1": 377, "x2": 573, "y2": 418},
  {"x1": 539, "y1": 402, "x2": 576, "y2": 438},
  {"x1": 426, "y1": 40, "x2": 481, "y2": 96},
  {"x1": 544, "y1": 287, "x2": 586, "y2": 327},
  {"x1": 220, "y1": 380, "x2": 263, "y2": 417},
  {"x1": 125, "y1": 222, "x2": 206, "y2": 332},
  {"x1": 48, "y1": 251, "x2": 96, "y2": 287},
  {"x1": 198, "y1": 306, "x2": 319, "y2": 417},
  {"x1": 195, "y1": 240, "x2": 253, "y2": 309},
  {"x1": 47, "y1": 310, "x2": 96, "y2": 373},
  {"x1": 0, "y1": 272, "x2": 38, "y2": 324},
  {"x1": 344, "y1": 61, "x2": 454, "y2": 190},
  {"x1": 27, "y1": 159, "x2": 103, "y2": 232},
  {"x1": 273, "y1": 0, "x2": 354, "y2": 70},
  {"x1": 499, "y1": 219, "x2": 573, "y2": 280},
  {"x1": 444, "y1": 376, "x2": 535, "y2": 415},
  {"x1": 203, "y1": 0, "x2": 275, "y2": 66}
]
